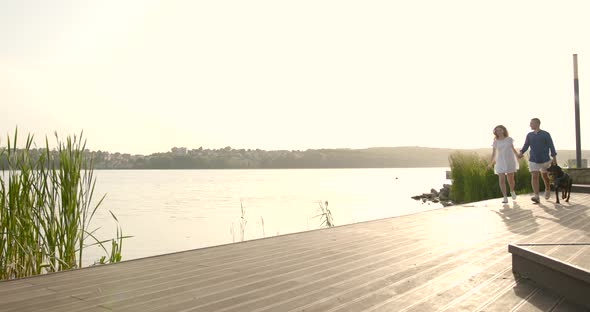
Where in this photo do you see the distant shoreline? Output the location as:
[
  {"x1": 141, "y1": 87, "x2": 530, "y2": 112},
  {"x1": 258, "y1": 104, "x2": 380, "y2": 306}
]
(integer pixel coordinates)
[
  {"x1": 4, "y1": 147, "x2": 588, "y2": 170},
  {"x1": 91, "y1": 166, "x2": 453, "y2": 170}
]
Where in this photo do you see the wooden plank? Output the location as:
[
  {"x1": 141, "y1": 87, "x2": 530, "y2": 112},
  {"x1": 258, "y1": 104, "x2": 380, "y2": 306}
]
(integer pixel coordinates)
[
  {"x1": 3, "y1": 227, "x2": 433, "y2": 311},
  {"x1": 320, "y1": 215, "x2": 589, "y2": 312},
  {"x1": 2, "y1": 193, "x2": 590, "y2": 312},
  {"x1": 511, "y1": 288, "x2": 562, "y2": 312}
]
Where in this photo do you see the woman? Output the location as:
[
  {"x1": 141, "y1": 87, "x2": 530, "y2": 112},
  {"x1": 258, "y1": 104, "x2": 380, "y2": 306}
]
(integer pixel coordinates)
[{"x1": 489, "y1": 125, "x2": 520, "y2": 203}]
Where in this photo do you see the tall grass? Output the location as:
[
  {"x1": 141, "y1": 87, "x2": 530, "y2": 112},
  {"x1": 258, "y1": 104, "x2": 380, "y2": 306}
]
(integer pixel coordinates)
[
  {"x1": 448, "y1": 152, "x2": 537, "y2": 204},
  {"x1": 0, "y1": 129, "x2": 125, "y2": 280},
  {"x1": 230, "y1": 201, "x2": 248, "y2": 243},
  {"x1": 314, "y1": 201, "x2": 334, "y2": 228}
]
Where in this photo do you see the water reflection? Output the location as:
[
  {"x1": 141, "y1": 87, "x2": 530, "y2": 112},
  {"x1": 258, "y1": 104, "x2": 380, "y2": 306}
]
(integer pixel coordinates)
[{"x1": 83, "y1": 168, "x2": 450, "y2": 265}]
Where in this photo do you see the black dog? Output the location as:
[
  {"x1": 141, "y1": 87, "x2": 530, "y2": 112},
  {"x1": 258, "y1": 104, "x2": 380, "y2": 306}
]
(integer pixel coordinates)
[{"x1": 546, "y1": 164, "x2": 573, "y2": 204}]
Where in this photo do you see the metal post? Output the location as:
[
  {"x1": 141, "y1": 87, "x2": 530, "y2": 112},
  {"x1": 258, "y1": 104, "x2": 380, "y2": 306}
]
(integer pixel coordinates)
[{"x1": 574, "y1": 54, "x2": 582, "y2": 168}]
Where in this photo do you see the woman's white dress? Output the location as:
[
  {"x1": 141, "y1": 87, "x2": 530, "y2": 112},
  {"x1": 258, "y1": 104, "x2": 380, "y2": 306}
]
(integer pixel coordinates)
[{"x1": 493, "y1": 137, "x2": 519, "y2": 174}]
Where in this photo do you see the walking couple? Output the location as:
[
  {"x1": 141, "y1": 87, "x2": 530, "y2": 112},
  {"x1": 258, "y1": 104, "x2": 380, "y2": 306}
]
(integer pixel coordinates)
[{"x1": 489, "y1": 118, "x2": 557, "y2": 204}]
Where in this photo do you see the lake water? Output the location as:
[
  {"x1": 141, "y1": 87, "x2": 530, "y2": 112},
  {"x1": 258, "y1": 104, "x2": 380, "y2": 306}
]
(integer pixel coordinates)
[{"x1": 86, "y1": 168, "x2": 451, "y2": 265}]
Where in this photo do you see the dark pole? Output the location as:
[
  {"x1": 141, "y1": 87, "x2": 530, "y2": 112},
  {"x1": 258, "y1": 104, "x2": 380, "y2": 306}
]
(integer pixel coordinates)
[{"x1": 574, "y1": 54, "x2": 582, "y2": 168}]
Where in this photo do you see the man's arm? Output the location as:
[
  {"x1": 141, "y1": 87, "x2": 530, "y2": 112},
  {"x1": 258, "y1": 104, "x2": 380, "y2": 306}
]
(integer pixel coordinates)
[
  {"x1": 518, "y1": 133, "x2": 530, "y2": 158},
  {"x1": 547, "y1": 132, "x2": 557, "y2": 164}
]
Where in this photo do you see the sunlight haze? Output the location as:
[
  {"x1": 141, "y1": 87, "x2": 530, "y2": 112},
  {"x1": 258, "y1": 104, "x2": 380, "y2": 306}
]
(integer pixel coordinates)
[{"x1": 1, "y1": 0, "x2": 589, "y2": 155}]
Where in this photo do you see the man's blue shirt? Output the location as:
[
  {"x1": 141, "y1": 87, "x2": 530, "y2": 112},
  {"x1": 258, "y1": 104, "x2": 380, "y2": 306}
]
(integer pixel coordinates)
[{"x1": 520, "y1": 130, "x2": 556, "y2": 163}]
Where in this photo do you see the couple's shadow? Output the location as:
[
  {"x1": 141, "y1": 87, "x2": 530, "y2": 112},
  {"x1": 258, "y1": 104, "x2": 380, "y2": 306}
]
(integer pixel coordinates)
[{"x1": 494, "y1": 202, "x2": 539, "y2": 235}]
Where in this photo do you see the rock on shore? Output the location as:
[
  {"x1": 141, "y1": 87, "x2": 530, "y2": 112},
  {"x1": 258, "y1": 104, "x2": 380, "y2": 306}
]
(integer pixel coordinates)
[{"x1": 411, "y1": 184, "x2": 454, "y2": 207}]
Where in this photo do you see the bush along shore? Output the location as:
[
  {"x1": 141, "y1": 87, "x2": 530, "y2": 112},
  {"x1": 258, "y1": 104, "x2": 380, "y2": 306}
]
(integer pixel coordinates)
[{"x1": 412, "y1": 151, "x2": 538, "y2": 207}]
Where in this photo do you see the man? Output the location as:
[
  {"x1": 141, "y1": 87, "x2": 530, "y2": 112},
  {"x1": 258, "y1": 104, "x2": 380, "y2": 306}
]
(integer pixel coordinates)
[{"x1": 517, "y1": 118, "x2": 557, "y2": 203}]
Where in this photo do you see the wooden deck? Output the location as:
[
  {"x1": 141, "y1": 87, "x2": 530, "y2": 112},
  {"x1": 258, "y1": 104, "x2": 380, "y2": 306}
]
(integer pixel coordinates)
[{"x1": 2, "y1": 193, "x2": 590, "y2": 311}]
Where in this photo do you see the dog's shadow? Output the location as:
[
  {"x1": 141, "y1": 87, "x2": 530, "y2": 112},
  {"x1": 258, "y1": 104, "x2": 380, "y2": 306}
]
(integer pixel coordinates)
[{"x1": 537, "y1": 201, "x2": 590, "y2": 236}]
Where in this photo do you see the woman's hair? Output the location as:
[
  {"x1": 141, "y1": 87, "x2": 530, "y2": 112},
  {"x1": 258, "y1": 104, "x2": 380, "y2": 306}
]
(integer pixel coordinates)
[{"x1": 493, "y1": 125, "x2": 509, "y2": 139}]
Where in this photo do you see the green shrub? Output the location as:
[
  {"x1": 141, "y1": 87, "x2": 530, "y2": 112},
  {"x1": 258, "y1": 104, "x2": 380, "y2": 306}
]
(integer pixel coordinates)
[{"x1": 449, "y1": 152, "x2": 536, "y2": 203}]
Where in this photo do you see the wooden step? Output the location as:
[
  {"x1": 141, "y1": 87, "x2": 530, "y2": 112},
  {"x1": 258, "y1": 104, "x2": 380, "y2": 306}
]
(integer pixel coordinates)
[
  {"x1": 572, "y1": 184, "x2": 590, "y2": 193},
  {"x1": 509, "y1": 243, "x2": 590, "y2": 309}
]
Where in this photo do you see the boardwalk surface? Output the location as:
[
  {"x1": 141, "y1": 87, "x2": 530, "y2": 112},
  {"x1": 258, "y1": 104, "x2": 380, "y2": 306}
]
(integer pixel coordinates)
[{"x1": 1, "y1": 193, "x2": 590, "y2": 311}]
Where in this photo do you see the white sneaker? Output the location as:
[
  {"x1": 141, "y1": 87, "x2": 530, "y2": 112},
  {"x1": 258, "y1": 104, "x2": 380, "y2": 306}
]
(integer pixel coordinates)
[
  {"x1": 502, "y1": 197, "x2": 508, "y2": 204},
  {"x1": 511, "y1": 191, "x2": 517, "y2": 200},
  {"x1": 545, "y1": 191, "x2": 551, "y2": 199}
]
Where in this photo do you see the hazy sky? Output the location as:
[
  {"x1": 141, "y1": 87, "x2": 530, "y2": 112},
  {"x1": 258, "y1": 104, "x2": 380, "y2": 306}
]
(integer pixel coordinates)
[{"x1": 1, "y1": 1, "x2": 589, "y2": 155}]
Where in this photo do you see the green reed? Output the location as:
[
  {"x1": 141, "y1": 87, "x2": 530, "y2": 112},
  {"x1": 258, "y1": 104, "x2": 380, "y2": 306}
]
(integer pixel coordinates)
[
  {"x1": 0, "y1": 129, "x2": 125, "y2": 280},
  {"x1": 448, "y1": 152, "x2": 534, "y2": 204},
  {"x1": 230, "y1": 201, "x2": 248, "y2": 243},
  {"x1": 314, "y1": 200, "x2": 334, "y2": 228},
  {"x1": 239, "y1": 201, "x2": 247, "y2": 242}
]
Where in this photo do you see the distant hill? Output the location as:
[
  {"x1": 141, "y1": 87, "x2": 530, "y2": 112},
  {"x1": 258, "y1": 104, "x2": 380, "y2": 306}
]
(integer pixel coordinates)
[
  {"x1": 361, "y1": 147, "x2": 590, "y2": 168},
  {"x1": 87, "y1": 146, "x2": 590, "y2": 169},
  {"x1": 7, "y1": 146, "x2": 588, "y2": 169}
]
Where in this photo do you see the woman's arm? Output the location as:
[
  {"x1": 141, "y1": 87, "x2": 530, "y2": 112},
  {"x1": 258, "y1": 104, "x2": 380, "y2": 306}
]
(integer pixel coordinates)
[
  {"x1": 489, "y1": 148, "x2": 496, "y2": 166},
  {"x1": 511, "y1": 144, "x2": 519, "y2": 157}
]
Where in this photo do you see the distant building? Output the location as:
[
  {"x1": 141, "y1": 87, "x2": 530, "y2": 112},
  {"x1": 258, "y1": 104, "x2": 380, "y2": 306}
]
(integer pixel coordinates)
[{"x1": 171, "y1": 147, "x2": 187, "y2": 155}]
